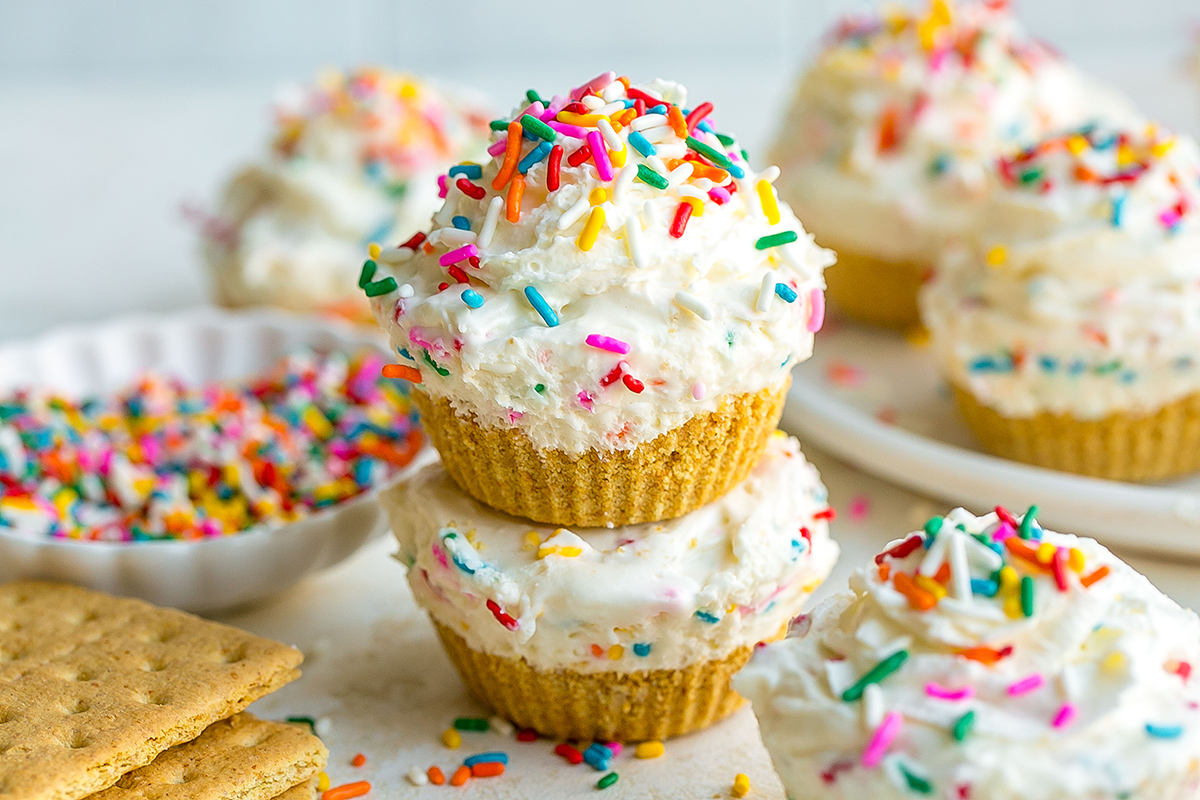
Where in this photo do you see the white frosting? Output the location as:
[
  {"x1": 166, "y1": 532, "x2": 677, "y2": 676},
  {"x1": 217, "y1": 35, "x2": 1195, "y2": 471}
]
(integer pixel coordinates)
[
  {"x1": 368, "y1": 75, "x2": 833, "y2": 453},
  {"x1": 923, "y1": 123, "x2": 1200, "y2": 418},
  {"x1": 204, "y1": 69, "x2": 491, "y2": 318},
  {"x1": 382, "y1": 434, "x2": 838, "y2": 673},
  {"x1": 736, "y1": 507, "x2": 1200, "y2": 800},
  {"x1": 770, "y1": 1, "x2": 1135, "y2": 263}
]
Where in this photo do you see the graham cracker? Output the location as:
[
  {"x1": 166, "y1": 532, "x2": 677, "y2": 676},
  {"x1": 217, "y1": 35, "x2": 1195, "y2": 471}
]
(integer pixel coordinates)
[
  {"x1": 822, "y1": 244, "x2": 929, "y2": 330},
  {"x1": 0, "y1": 582, "x2": 303, "y2": 800},
  {"x1": 414, "y1": 380, "x2": 788, "y2": 527},
  {"x1": 88, "y1": 714, "x2": 326, "y2": 800}
]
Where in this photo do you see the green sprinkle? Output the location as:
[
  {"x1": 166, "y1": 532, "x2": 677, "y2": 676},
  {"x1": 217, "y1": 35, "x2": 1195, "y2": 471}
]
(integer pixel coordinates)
[
  {"x1": 363, "y1": 276, "x2": 397, "y2": 297},
  {"x1": 755, "y1": 231, "x2": 799, "y2": 250},
  {"x1": 740, "y1": 148, "x2": 750, "y2": 162},
  {"x1": 899, "y1": 764, "x2": 933, "y2": 794},
  {"x1": 635, "y1": 164, "x2": 669, "y2": 190},
  {"x1": 1019, "y1": 505, "x2": 1039, "y2": 539},
  {"x1": 525, "y1": 89, "x2": 545, "y2": 105},
  {"x1": 534, "y1": 384, "x2": 545, "y2": 394},
  {"x1": 841, "y1": 650, "x2": 908, "y2": 701},
  {"x1": 598, "y1": 772, "x2": 618, "y2": 789},
  {"x1": 357, "y1": 259, "x2": 377, "y2": 288},
  {"x1": 489, "y1": 118, "x2": 510, "y2": 131},
  {"x1": 924, "y1": 516, "x2": 944, "y2": 536},
  {"x1": 453, "y1": 717, "x2": 489, "y2": 731},
  {"x1": 286, "y1": 716, "x2": 316, "y2": 732},
  {"x1": 715, "y1": 132, "x2": 736, "y2": 146},
  {"x1": 685, "y1": 135, "x2": 733, "y2": 169},
  {"x1": 1019, "y1": 167, "x2": 1045, "y2": 185},
  {"x1": 1021, "y1": 575, "x2": 1035, "y2": 617},
  {"x1": 422, "y1": 350, "x2": 450, "y2": 377},
  {"x1": 952, "y1": 710, "x2": 975, "y2": 742},
  {"x1": 1096, "y1": 360, "x2": 1122, "y2": 375},
  {"x1": 520, "y1": 113, "x2": 556, "y2": 142}
]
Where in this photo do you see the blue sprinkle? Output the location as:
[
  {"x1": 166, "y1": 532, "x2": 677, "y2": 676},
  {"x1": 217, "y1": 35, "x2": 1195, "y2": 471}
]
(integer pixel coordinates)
[
  {"x1": 790, "y1": 538, "x2": 808, "y2": 554},
  {"x1": 1175, "y1": 356, "x2": 1195, "y2": 370},
  {"x1": 398, "y1": 347, "x2": 415, "y2": 362},
  {"x1": 647, "y1": 104, "x2": 667, "y2": 114},
  {"x1": 694, "y1": 610, "x2": 720, "y2": 624},
  {"x1": 697, "y1": 120, "x2": 714, "y2": 134},
  {"x1": 463, "y1": 752, "x2": 509, "y2": 767},
  {"x1": 1119, "y1": 371, "x2": 1137, "y2": 384},
  {"x1": 353, "y1": 459, "x2": 372, "y2": 485},
  {"x1": 452, "y1": 215, "x2": 471, "y2": 231},
  {"x1": 450, "y1": 554, "x2": 475, "y2": 575},
  {"x1": 583, "y1": 744, "x2": 610, "y2": 771},
  {"x1": 969, "y1": 355, "x2": 1012, "y2": 373},
  {"x1": 1146, "y1": 724, "x2": 1184, "y2": 739},
  {"x1": 524, "y1": 286, "x2": 559, "y2": 327},
  {"x1": 728, "y1": 162, "x2": 745, "y2": 179},
  {"x1": 1068, "y1": 360, "x2": 1087, "y2": 376},
  {"x1": 462, "y1": 289, "x2": 484, "y2": 309},
  {"x1": 448, "y1": 164, "x2": 483, "y2": 180},
  {"x1": 633, "y1": 643, "x2": 652, "y2": 657},
  {"x1": 775, "y1": 283, "x2": 797, "y2": 303},
  {"x1": 929, "y1": 154, "x2": 951, "y2": 175},
  {"x1": 1111, "y1": 194, "x2": 1126, "y2": 227},
  {"x1": 518, "y1": 141, "x2": 552, "y2": 174},
  {"x1": 628, "y1": 130, "x2": 656, "y2": 157},
  {"x1": 620, "y1": 99, "x2": 635, "y2": 108},
  {"x1": 970, "y1": 578, "x2": 998, "y2": 597},
  {"x1": 1038, "y1": 355, "x2": 1058, "y2": 373}
]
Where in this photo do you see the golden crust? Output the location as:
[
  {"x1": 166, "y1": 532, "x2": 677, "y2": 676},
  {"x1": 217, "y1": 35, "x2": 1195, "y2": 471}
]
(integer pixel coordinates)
[{"x1": 822, "y1": 245, "x2": 929, "y2": 330}]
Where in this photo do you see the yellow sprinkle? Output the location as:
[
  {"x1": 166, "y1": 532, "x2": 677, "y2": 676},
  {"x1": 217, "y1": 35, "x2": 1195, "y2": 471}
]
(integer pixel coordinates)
[
  {"x1": 914, "y1": 574, "x2": 947, "y2": 600},
  {"x1": 636, "y1": 740, "x2": 664, "y2": 759},
  {"x1": 1102, "y1": 651, "x2": 1127, "y2": 673},
  {"x1": 1151, "y1": 138, "x2": 1176, "y2": 158},
  {"x1": 998, "y1": 566, "x2": 1019, "y2": 594},
  {"x1": 558, "y1": 546, "x2": 583, "y2": 558},
  {"x1": 756, "y1": 180, "x2": 781, "y2": 226},
  {"x1": 608, "y1": 645, "x2": 623, "y2": 660},
  {"x1": 537, "y1": 546, "x2": 558, "y2": 559},
  {"x1": 558, "y1": 111, "x2": 605, "y2": 127},
  {"x1": 317, "y1": 773, "x2": 330, "y2": 792},
  {"x1": 578, "y1": 206, "x2": 605, "y2": 252},
  {"x1": 1065, "y1": 135, "x2": 1089, "y2": 155},
  {"x1": 442, "y1": 728, "x2": 462, "y2": 749},
  {"x1": 681, "y1": 195, "x2": 704, "y2": 217},
  {"x1": 609, "y1": 146, "x2": 627, "y2": 168},
  {"x1": 1004, "y1": 595, "x2": 1024, "y2": 619},
  {"x1": 1036, "y1": 542, "x2": 1057, "y2": 565},
  {"x1": 986, "y1": 246, "x2": 1007, "y2": 267},
  {"x1": 589, "y1": 187, "x2": 608, "y2": 205},
  {"x1": 304, "y1": 406, "x2": 334, "y2": 439},
  {"x1": 1068, "y1": 548, "x2": 1086, "y2": 572},
  {"x1": 523, "y1": 531, "x2": 541, "y2": 551},
  {"x1": 368, "y1": 242, "x2": 382, "y2": 259},
  {"x1": 1117, "y1": 144, "x2": 1136, "y2": 166},
  {"x1": 733, "y1": 773, "x2": 751, "y2": 798}
]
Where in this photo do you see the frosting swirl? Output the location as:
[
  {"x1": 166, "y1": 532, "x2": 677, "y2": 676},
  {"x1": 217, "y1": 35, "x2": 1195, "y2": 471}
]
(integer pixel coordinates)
[{"x1": 735, "y1": 507, "x2": 1200, "y2": 800}]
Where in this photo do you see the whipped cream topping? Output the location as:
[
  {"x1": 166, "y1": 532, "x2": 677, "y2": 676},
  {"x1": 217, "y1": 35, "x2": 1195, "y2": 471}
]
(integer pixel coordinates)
[
  {"x1": 203, "y1": 68, "x2": 491, "y2": 318},
  {"x1": 736, "y1": 507, "x2": 1200, "y2": 800},
  {"x1": 382, "y1": 434, "x2": 838, "y2": 673},
  {"x1": 365, "y1": 73, "x2": 833, "y2": 453},
  {"x1": 923, "y1": 123, "x2": 1200, "y2": 418},
  {"x1": 770, "y1": 0, "x2": 1134, "y2": 263}
]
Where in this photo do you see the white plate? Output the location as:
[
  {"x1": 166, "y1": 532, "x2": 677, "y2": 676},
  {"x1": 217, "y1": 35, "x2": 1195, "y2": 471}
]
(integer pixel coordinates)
[
  {"x1": 781, "y1": 318, "x2": 1200, "y2": 559},
  {"x1": 0, "y1": 307, "x2": 432, "y2": 613}
]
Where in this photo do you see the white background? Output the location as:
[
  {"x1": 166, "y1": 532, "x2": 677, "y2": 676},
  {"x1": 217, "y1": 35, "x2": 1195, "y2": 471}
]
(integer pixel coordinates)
[{"x1": 1, "y1": 0, "x2": 1199, "y2": 339}]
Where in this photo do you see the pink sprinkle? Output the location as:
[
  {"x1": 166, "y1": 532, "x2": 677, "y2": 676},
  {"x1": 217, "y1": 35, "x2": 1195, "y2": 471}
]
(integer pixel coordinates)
[
  {"x1": 925, "y1": 682, "x2": 975, "y2": 701},
  {"x1": 604, "y1": 742, "x2": 622, "y2": 757},
  {"x1": 546, "y1": 120, "x2": 589, "y2": 139},
  {"x1": 992, "y1": 521, "x2": 1016, "y2": 542},
  {"x1": 432, "y1": 543, "x2": 449, "y2": 569},
  {"x1": 1007, "y1": 674, "x2": 1044, "y2": 696},
  {"x1": 826, "y1": 360, "x2": 865, "y2": 388},
  {"x1": 848, "y1": 495, "x2": 871, "y2": 522},
  {"x1": 708, "y1": 186, "x2": 731, "y2": 204},
  {"x1": 577, "y1": 391, "x2": 595, "y2": 411},
  {"x1": 1052, "y1": 703, "x2": 1077, "y2": 729},
  {"x1": 487, "y1": 139, "x2": 508, "y2": 157},
  {"x1": 439, "y1": 244, "x2": 478, "y2": 267},
  {"x1": 585, "y1": 334, "x2": 630, "y2": 354},
  {"x1": 515, "y1": 100, "x2": 544, "y2": 121},
  {"x1": 692, "y1": 382, "x2": 706, "y2": 400},
  {"x1": 862, "y1": 711, "x2": 902, "y2": 769},
  {"x1": 806, "y1": 288, "x2": 825, "y2": 333},
  {"x1": 1161, "y1": 209, "x2": 1182, "y2": 229},
  {"x1": 587, "y1": 131, "x2": 614, "y2": 181},
  {"x1": 538, "y1": 105, "x2": 558, "y2": 122},
  {"x1": 437, "y1": 174, "x2": 449, "y2": 199},
  {"x1": 571, "y1": 71, "x2": 617, "y2": 101},
  {"x1": 547, "y1": 95, "x2": 567, "y2": 115}
]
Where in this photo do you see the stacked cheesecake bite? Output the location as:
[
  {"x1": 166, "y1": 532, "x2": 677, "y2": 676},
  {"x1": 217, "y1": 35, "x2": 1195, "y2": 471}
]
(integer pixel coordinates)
[{"x1": 369, "y1": 73, "x2": 839, "y2": 741}]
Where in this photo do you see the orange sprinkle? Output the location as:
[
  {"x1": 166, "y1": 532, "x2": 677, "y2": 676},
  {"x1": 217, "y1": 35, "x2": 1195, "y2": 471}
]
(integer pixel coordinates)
[
  {"x1": 322, "y1": 781, "x2": 371, "y2": 800},
  {"x1": 471, "y1": 762, "x2": 505, "y2": 778},
  {"x1": 1005, "y1": 538, "x2": 1049, "y2": 571},
  {"x1": 612, "y1": 108, "x2": 636, "y2": 127},
  {"x1": 665, "y1": 158, "x2": 728, "y2": 183},
  {"x1": 878, "y1": 563, "x2": 891, "y2": 581},
  {"x1": 381, "y1": 364, "x2": 422, "y2": 383},
  {"x1": 423, "y1": 242, "x2": 436, "y2": 254},
  {"x1": 506, "y1": 174, "x2": 525, "y2": 223},
  {"x1": 957, "y1": 646, "x2": 1012, "y2": 665},
  {"x1": 667, "y1": 106, "x2": 688, "y2": 138},
  {"x1": 428, "y1": 767, "x2": 445, "y2": 785},
  {"x1": 451, "y1": 766, "x2": 471, "y2": 786},
  {"x1": 893, "y1": 572, "x2": 937, "y2": 611},
  {"x1": 617, "y1": 76, "x2": 630, "y2": 90},
  {"x1": 351, "y1": 753, "x2": 367, "y2": 768},
  {"x1": 492, "y1": 121, "x2": 523, "y2": 191},
  {"x1": 934, "y1": 562, "x2": 951, "y2": 585},
  {"x1": 591, "y1": 644, "x2": 605, "y2": 657},
  {"x1": 1081, "y1": 566, "x2": 1111, "y2": 588}
]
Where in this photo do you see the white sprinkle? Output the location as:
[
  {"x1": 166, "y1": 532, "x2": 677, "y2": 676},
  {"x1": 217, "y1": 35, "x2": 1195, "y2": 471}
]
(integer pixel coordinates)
[
  {"x1": 631, "y1": 115, "x2": 669, "y2": 132},
  {"x1": 613, "y1": 164, "x2": 637, "y2": 206},
  {"x1": 580, "y1": 94, "x2": 605, "y2": 110},
  {"x1": 434, "y1": 227, "x2": 476, "y2": 247},
  {"x1": 597, "y1": 118, "x2": 623, "y2": 152},
  {"x1": 692, "y1": 382, "x2": 706, "y2": 400},
  {"x1": 625, "y1": 217, "x2": 647, "y2": 269},
  {"x1": 434, "y1": 201, "x2": 455, "y2": 226},
  {"x1": 398, "y1": 283, "x2": 415, "y2": 299},
  {"x1": 601, "y1": 80, "x2": 624, "y2": 102},
  {"x1": 646, "y1": 155, "x2": 669, "y2": 175},
  {"x1": 596, "y1": 101, "x2": 625, "y2": 117},
  {"x1": 656, "y1": 143, "x2": 687, "y2": 160},
  {"x1": 779, "y1": 242, "x2": 816, "y2": 280},
  {"x1": 377, "y1": 247, "x2": 414, "y2": 265},
  {"x1": 489, "y1": 716, "x2": 515, "y2": 736},
  {"x1": 691, "y1": 177, "x2": 714, "y2": 193},
  {"x1": 315, "y1": 717, "x2": 333, "y2": 736},
  {"x1": 756, "y1": 271, "x2": 776, "y2": 313},
  {"x1": 407, "y1": 766, "x2": 429, "y2": 786},
  {"x1": 759, "y1": 165, "x2": 781, "y2": 183},
  {"x1": 965, "y1": 536, "x2": 1004, "y2": 572},
  {"x1": 667, "y1": 162, "x2": 694, "y2": 188},
  {"x1": 479, "y1": 361, "x2": 517, "y2": 374},
  {"x1": 918, "y1": 529, "x2": 950, "y2": 577},
  {"x1": 863, "y1": 683, "x2": 885, "y2": 729},
  {"x1": 677, "y1": 184, "x2": 705, "y2": 200},
  {"x1": 674, "y1": 290, "x2": 713, "y2": 320},
  {"x1": 557, "y1": 196, "x2": 591, "y2": 230},
  {"x1": 478, "y1": 195, "x2": 503, "y2": 247},
  {"x1": 642, "y1": 126, "x2": 675, "y2": 144},
  {"x1": 641, "y1": 200, "x2": 659, "y2": 227},
  {"x1": 949, "y1": 532, "x2": 972, "y2": 601}
]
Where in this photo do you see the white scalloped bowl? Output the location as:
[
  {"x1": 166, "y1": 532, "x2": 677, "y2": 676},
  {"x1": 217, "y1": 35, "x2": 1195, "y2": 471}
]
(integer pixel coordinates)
[{"x1": 0, "y1": 308, "x2": 430, "y2": 614}]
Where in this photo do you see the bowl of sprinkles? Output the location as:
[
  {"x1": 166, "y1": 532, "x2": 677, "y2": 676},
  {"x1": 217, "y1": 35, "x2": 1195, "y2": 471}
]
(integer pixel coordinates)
[{"x1": 0, "y1": 307, "x2": 427, "y2": 612}]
